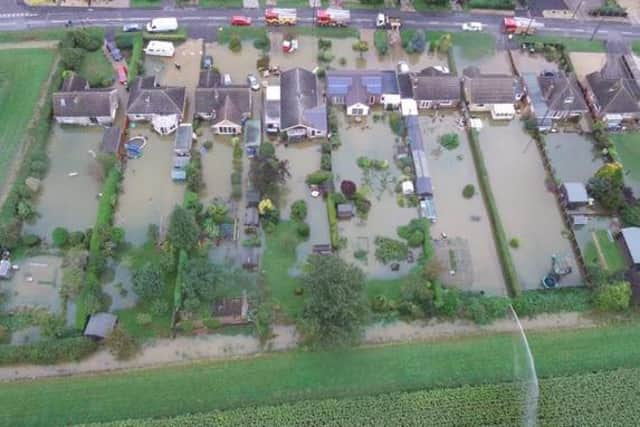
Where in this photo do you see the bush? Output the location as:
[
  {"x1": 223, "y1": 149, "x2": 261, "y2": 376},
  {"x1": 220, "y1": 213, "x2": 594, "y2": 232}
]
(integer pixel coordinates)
[
  {"x1": 290, "y1": 200, "x2": 308, "y2": 221},
  {"x1": 326, "y1": 193, "x2": 339, "y2": 248},
  {"x1": 340, "y1": 180, "x2": 357, "y2": 198},
  {"x1": 259, "y1": 142, "x2": 275, "y2": 157},
  {"x1": 317, "y1": 50, "x2": 334, "y2": 63},
  {"x1": 462, "y1": 184, "x2": 475, "y2": 199},
  {"x1": 203, "y1": 140, "x2": 213, "y2": 151},
  {"x1": 509, "y1": 238, "x2": 520, "y2": 249},
  {"x1": 229, "y1": 35, "x2": 242, "y2": 52},
  {"x1": 296, "y1": 222, "x2": 310, "y2": 239},
  {"x1": 60, "y1": 47, "x2": 85, "y2": 70},
  {"x1": 52, "y1": 227, "x2": 70, "y2": 247},
  {"x1": 136, "y1": 313, "x2": 152, "y2": 326},
  {"x1": 105, "y1": 327, "x2": 140, "y2": 361},
  {"x1": 0, "y1": 337, "x2": 98, "y2": 366},
  {"x1": 318, "y1": 38, "x2": 332, "y2": 50},
  {"x1": 374, "y1": 236, "x2": 409, "y2": 264},
  {"x1": 389, "y1": 112, "x2": 405, "y2": 136},
  {"x1": 22, "y1": 234, "x2": 41, "y2": 247},
  {"x1": 306, "y1": 170, "x2": 332, "y2": 185},
  {"x1": 594, "y1": 281, "x2": 631, "y2": 312},
  {"x1": 440, "y1": 133, "x2": 459, "y2": 150},
  {"x1": 321, "y1": 153, "x2": 332, "y2": 171},
  {"x1": 66, "y1": 230, "x2": 84, "y2": 247},
  {"x1": 150, "y1": 299, "x2": 170, "y2": 315},
  {"x1": 374, "y1": 30, "x2": 389, "y2": 56},
  {"x1": 203, "y1": 318, "x2": 221, "y2": 330},
  {"x1": 253, "y1": 33, "x2": 270, "y2": 51},
  {"x1": 407, "y1": 230, "x2": 425, "y2": 247},
  {"x1": 512, "y1": 288, "x2": 592, "y2": 317}
]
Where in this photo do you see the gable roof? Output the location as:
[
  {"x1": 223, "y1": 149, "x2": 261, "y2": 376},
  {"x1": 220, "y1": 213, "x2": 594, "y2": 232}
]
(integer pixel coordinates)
[
  {"x1": 61, "y1": 73, "x2": 89, "y2": 92},
  {"x1": 586, "y1": 73, "x2": 640, "y2": 115},
  {"x1": 397, "y1": 73, "x2": 414, "y2": 98},
  {"x1": 127, "y1": 76, "x2": 186, "y2": 116},
  {"x1": 198, "y1": 69, "x2": 222, "y2": 88},
  {"x1": 195, "y1": 86, "x2": 251, "y2": 125},
  {"x1": 537, "y1": 72, "x2": 588, "y2": 112},
  {"x1": 413, "y1": 72, "x2": 461, "y2": 101},
  {"x1": 53, "y1": 89, "x2": 116, "y2": 117},
  {"x1": 281, "y1": 68, "x2": 326, "y2": 131},
  {"x1": 462, "y1": 67, "x2": 520, "y2": 104}
]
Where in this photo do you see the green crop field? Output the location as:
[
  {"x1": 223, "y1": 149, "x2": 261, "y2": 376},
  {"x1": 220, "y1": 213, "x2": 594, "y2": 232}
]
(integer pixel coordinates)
[
  {"x1": 83, "y1": 368, "x2": 640, "y2": 427},
  {"x1": 2, "y1": 321, "x2": 640, "y2": 426},
  {"x1": 0, "y1": 48, "x2": 56, "y2": 191}
]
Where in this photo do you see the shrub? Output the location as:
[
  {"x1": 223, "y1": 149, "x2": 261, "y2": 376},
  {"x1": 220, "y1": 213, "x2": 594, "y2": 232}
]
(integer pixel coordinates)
[
  {"x1": 68, "y1": 231, "x2": 85, "y2": 246},
  {"x1": 231, "y1": 171, "x2": 242, "y2": 185},
  {"x1": 29, "y1": 160, "x2": 48, "y2": 177},
  {"x1": 0, "y1": 220, "x2": 21, "y2": 249},
  {"x1": 296, "y1": 222, "x2": 310, "y2": 239},
  {"x1": 229, "y1": 35, "x2": 242, "y2": 52},
  {"x1": 509, "y1": 238, "x2": 520, "y2": 249},
  {"x1": 318, "y1": 38, "x2": 332, "y2": 50},
  {"x1": 389, "y1": 112, "x2": 405, "y2": 136},
  {"x1": 407, "y1": 230, "x2": 425, "y2": 247},
  {"x1": 341, "y1": 180, "x2": 357, "y2": 198},
  {"x1": 105, "y1": 327, "x2": 140, "y2": 361},
  {"x1": 203, "y1": 140, "x2": 213, "y2": 151},
  {"x1": 294, "y1": 287, "x2": 304, "y2": 296},
  {"x1": 136, "y1": 313, "x2": 152, "y2": 326},
  {"x1": 290, "y1": 200, "x2": 308, "y2": 221},
  {"x1": 52, "y1": 227, "x2": 70, "y2": 247},
  {"x1": 321, "y1": 153, "x2": 332, "y2": 171},
  {"x1": 60, "y1": 47, "x2": 85, "y2": 70},
  {"x1": 374, "y1": 236, "x2": 409, "y2": 264},
  {"x1": 462, "y1": 185, "x2": 476, "y2": 199},
  {"x1": 594, "y1": 281, "x2": 631, "y2": 312},
  {"x1": 0, "y1": 337, "x2": 98, "y2": 366},
  {"x1": 326, "y1": 193, "x2": 339, "y2": 248},
  {"x1": 203, "y1": 318, "x2": 221, "y2": 330},
  {"x1": 259, "y1": 142, "x2": 275, "y2": 157},
  {"x1": 253, "y1": 32, "x2": 270, "y2": 51},
  {"x1": 306, "y1": 170, "x2": 332, "y2": 185},
  {"x1": 317, "y1": 50, "x2": 334, "y2": 63},
  {"x1": 231, "y1": 183, "x2": 242, "y2": 200},
  {"x1": 22, "y1": 234, "x2": 41, "y2": 247},
  {"x1": 440, "y1": 133, "x2": 459, "y2": 150},
  {"x1": 150, "y1": 299, "x2": 170, "y2": 315},
  {"x1": 374, "y1": 30, "x2": 389, "y2": 56},
  {"x1": 180, "y1": 320, "x2": 194, "y2": 334},
  {"x1": 512, "y1": 288, "x2": 592, "y2": 317}
]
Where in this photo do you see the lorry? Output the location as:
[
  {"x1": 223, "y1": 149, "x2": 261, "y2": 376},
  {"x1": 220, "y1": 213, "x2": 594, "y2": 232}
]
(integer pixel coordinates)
[
  {"x1": 375, "y1": 13, "x2": 401, "y2": 30},
  {"x1": 144, "y1": 41, "x2": 175, "y2": 57},
  {"x1": 146, "y1": 17, "x2": 178, "y2": 33},
  {"x1": 502, "y1": 17, "x2": 544, "y2": 35},
  {"x1": 265, "y1": 8, "x2": 297, "y2": 26},
  {"x1": 316, "y1": 8, "x2": 351, "y2": 27}
]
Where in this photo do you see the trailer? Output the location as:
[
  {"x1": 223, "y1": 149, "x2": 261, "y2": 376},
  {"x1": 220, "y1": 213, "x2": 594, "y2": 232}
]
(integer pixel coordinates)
[
  {"x1": 265, "y1": 8, "x2": 297, "y2": 26},
  {"x1": 376, "y1": 13, "x2": 401, "y2": 30},
  {"x1": 316, "y1": 8, "x2": 351, "y2": 27},
  {"x1": 503, "y1": 17, "x2": 544, "y2": 35}
]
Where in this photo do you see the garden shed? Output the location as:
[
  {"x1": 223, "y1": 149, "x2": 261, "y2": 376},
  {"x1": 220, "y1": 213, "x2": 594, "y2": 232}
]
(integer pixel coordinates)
[
  {"x1": 244, "y1": 207, "x2": 260, "y2": 229},
  {"x1": 240, "y1": 246, "x2": 259, "y2": 271},
  {"x1": 561, "y1": 182, "x2": 589, "y2": 209},
  {"x1": 312, "y1": 244, "x2": 333, "y2": 255},
  {"x1": 83, "y1": 312, "x2": 118, "y2": 340},
  {"x1": 337, "y1": 203, "x2": 355, "y2": 219},
  {"x1": 621, "y1": 227, "x2": 640, "y2": 266},
  {"x1": 211, "y1": 291, "x2": 249, "y2": 325},
  {"x1": 0, "y1": 259, "x2": 12, "y2": 280}
]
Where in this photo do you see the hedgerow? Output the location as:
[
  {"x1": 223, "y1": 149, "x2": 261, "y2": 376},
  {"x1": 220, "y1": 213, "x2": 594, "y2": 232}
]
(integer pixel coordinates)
[{"x1": 0, "y1": 337, "x2": 97, "y2": 366}]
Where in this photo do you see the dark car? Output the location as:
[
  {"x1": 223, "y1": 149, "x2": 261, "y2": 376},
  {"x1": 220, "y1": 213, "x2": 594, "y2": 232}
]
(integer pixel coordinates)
[
  {"x1": 105, "y1": 41, "x2": 123, "y2": 62},
  {"x1": 202, "y1": 55, "x2": 213, "y2": 70}
]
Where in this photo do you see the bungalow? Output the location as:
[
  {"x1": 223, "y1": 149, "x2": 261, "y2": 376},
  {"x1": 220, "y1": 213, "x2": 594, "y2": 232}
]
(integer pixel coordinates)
[
  {"x1": 326, "y1": 70, "x2": 400, "y2": 116},
  {"x1": 264, "y1": 85, "x2": 281, "y2": 134},
  {"x1": 280, "y1": 68, "x2": 327, "y2": 140},
  {"x1": 462, "y1": 67, "x2": 523, "y2": 120},
  {"x1": 584, "y1": 55, "x2": 640, "y2": 129},
  {"x1": 522, "y1": 71, "x2": 588, "y2": 129},
  {"x1": 412, "y1": 67, "x2": 461, "y2": 110},
  {"x1": 127, "y1": 76, "x2": 186, "y2": 135},
  {"x1": 195, "y1": 86, "x2": 252, "y2": 135},
  {"x1": 53, "y1": 74, "x2": 118, "y2": 126}
]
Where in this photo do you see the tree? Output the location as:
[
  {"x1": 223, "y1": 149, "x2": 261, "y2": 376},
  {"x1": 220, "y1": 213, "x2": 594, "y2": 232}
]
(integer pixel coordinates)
[
  {"x1": 0, "y1": 219, "x2": 21, "y2": 249},
  {"x1": 587, "y1": 176, "x2": 624, "y2": 211},
  {"x1": 105, "y1": 327, "x2": 140, "y2": 360},
  {"x1": 183, "y1": 257, "x2": 221, "y2": 303},
  {"x1": 409, "y1": 30, "x2": 426, "y2": 54},
  {"x1": 594, "y1": 281, "x2": 631, "y2": 312},
  {"x1": 60, "y1": 47, "x2": 85, "y2": 70},
  {"x1": 249, "y1": 155, "x2": 291, "y2": 200},
  {"x1": 52, "y1": 227, "x2": 70, "y2": 247},
  {"x1": 229, "y1": 35, "x2": 242, "y2": 53},
  {"x1": 352, "y1": 40, "x2": 369, "y2": 58},
  {"x1": 168, "y1": 205, "x2": 199, "y2": 251},
  {"x1": 340, "y1": 180, "x2": 357, "y2": 198},
  {"x1": 132, "y1": 262, "x2": 164, "y2": 299},
  {"x1": 290, "y1": 200, "x2": 308, "y2": 221},
  {"x1": 301, "y1": 255, "x2": 369, "y2": 348},
  {"x1": 374, "y1": 30, "x2": 389, "y2": 56},
  {"x1": 435, "y1": 33, "x2": 452, "y2": 54},
  {"x1": 595, "y1": 162, "x2": 624, "y2": 188}
]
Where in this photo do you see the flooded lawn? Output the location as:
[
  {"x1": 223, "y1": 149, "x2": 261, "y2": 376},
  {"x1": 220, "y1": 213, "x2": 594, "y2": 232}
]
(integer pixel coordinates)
[
  {"x1": 1, "y1": 255, "x2": 63, "y2": 315},
  {"x1": 199, "y1": 128, "x2": 234, "y2": 201},
  {"x1": 24, "y1": 125, "x2": 102, "y2": 239},
  {"x1": 204, "y1": 42, "x2": 262, "y2": 79},
  {"x1": 478, "y1": 119, "x2": 581, "y2": 290},
  {"x1": 103, "y1": 263, "x2": 137, "y2": 312},
  {"x1": 418, "y1": 113, "x2": 506, "y2": 295},
  {"x1": 511, "y1": 51, "x2": 558, "y2": 75},
  {"x1": 568, "y1": 52, "x2": 607, "y2": 83},
  {"x1": 276, "y1": 143, "x2": 330, "y2": 264},
  {"x1": 332, "y1": 113, "x2": 417, "y2": 278},
  {"x1": 545, "y1": 133, "x2": 603, "y2": 183},
  {"x1": 454, "y1": 48, "x2": 512, "y2": 74},
  {"x1": 116, "y1": 127, "x2": 184, "y2": 245}
]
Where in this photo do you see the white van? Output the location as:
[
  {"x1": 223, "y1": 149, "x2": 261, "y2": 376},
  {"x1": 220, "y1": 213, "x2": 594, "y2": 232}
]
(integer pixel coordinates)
[
  {"x1": 462, "y1": 22, "x2": 483, "y2": 32},
  {"x1": 146, "y1": 17, "x2": 178, "y2": 33},
  {"x1": 144, "y1": 41, "x2": 175, "y2": 57}
]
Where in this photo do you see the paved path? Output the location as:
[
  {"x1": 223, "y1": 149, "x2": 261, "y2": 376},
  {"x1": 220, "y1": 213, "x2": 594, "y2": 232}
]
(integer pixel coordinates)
[{"x1": 0, "y1": 313, "x2": 596, "y2": 382}]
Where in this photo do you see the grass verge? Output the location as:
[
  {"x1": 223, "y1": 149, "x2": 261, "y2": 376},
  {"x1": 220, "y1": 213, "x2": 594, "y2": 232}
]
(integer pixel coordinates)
[
  {"x1": 217, "y1": 27, "x2": 268, "y2": 43},
  {"x1": 129, "y1": 0, "x2": 162, "y2": 7},
  {"x1": 515, "y1": 35, "x2": 606, "y2": 53},
  {"x1": 3, "y1": 320, "x2": 640, "y2": 426},
  {"x1": 593, "y1": 229, "x2": 626, "y2": 272},
  {"x1": 78, "y1": 49, "x2": 113, "y2": 87},
  {"x1": 0, "y1": 29, "x2": 66, "y2": 43}
]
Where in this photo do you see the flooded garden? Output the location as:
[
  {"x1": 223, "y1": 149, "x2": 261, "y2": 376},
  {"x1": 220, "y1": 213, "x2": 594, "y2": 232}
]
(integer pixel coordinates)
[
  {"x1": 477, "y1": 119, "x2": 581, "y2": 290},
  {"x1": 24, "y1": 125, "x2": 103, "y2": 239},
  {"x1": 511, "y1": 51, "x2": 559, "y2": 75},
  {"x1": 331, "y1": 113, "x2": 418, "y2": 278},
  {"x1": 545, "y1": 133, "x2": 604, "y2": 183},
  {"x1": 418, "y1": 113, "x2": 506, "y2": 295}
]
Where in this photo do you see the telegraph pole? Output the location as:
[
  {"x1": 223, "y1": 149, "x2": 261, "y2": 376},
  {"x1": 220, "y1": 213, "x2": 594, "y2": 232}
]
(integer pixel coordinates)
[
  {"x1": 571, "y1": 0, "x2": 584, "y2": 20},
  {"x1": 590, "y1": 17, "x2": 604, "y2": 41}
]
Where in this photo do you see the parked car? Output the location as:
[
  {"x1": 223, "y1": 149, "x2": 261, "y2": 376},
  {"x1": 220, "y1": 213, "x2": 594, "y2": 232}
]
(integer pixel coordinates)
[
  {"x1": 122, "y1": 23, "x2": 142, "y2": 32},
  {"x1": 116, "y1": 64, "x2": 128, "y2": 85},
  {"x1": 223, "y1": 74, "x2": 232, "y2": 86},
  {"x1": 247, "y1": 74, "x2": 260, "y2": 91},
  {"x1": 462, "y1": 22, "x2": 483, "y2": 32},
  {"x1": 202, "y1": 55, "x2": 213, "y2": 70},
  {"x1": 105, "y1": 41, "x2": 123, "y2": 61},
  {"x1": 231, "y1": 16, "x2": 252, "y2": 26}
]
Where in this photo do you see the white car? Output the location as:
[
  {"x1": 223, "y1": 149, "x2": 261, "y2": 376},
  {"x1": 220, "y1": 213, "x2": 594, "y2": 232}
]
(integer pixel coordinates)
[
  {"x1": 462, "y1": 22, "x2": 483, "y2": 32},
  {"x1": 247, "y1": 74, "x2": 260, "y2": 91}
]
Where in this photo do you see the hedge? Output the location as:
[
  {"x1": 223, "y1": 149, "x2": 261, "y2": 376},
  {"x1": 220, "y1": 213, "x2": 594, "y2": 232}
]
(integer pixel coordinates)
[
  {"x1": 173, "y1": 250, "x2": 188, "y2": 311},
  {"x1": 326, "y1": 193, "x2": 339, "y2": 249},
  {"x1": 142, "y1": 29, "x2": 187, "y2": 42},
  {"x1": 466, "y1": 129, "x2": 520, "y2": 296},
  {"x1": 512, "y1": 288, "x2": 592, "y2": 318},
  {"x1": 468, "y1": 0, "x2": 514, "y2": 9},
  {"x1": 0, "y1": 337, "x2": 97, "y2": 366},
  {"x1": 128, "y1": 34, "x2": 144, "y2": 84}
]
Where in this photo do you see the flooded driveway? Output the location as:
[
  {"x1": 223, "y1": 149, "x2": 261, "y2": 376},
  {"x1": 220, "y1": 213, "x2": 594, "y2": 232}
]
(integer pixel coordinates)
[
  {"x1": 24, "y1": 125, "x2": 102, "y2": 239},
  {"x1": 477, "y1": 119, "x2": 581, "y2": 290},
  {"x1": 116, "y1": 127, "x2": 184, "y2": 245},
  {"x1": 419, "y1": 113, "x2": 506, "y2": 295},
  {"x1": 568, "y1": 52, "x2": 607, "y2": 84},
  {"x1": 545, "y1": 133, "x2": 603, "y2": 183},
  {"x1": 332, "y1": 113, "x2": 417, "y2": 278},
  {"x1": 1, "y1": 255, "x2": 63, "y2": 315},
  {"x1": 204, "y1": 42, "x2": 261, "y2": 79}
]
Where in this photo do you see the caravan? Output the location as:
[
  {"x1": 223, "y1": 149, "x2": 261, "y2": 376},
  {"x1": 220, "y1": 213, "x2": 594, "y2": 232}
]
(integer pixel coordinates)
[{"x1": 144, "y1": 41, "x2": 175, "y2": 57}]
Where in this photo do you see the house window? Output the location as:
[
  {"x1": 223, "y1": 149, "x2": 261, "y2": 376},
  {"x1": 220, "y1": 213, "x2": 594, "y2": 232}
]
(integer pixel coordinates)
[
  {"x1": 332, "y1": 96, "x2": 345, "y2": 104},
  {"x1": 419, "y1": 100, "x2": 430, "y2": 109},
  {"x1": 369, "y1": 96, "x2": 376, "y2": 104},
  {"x1": 351, "y1": 107, "x2": 364, "y2": 116},
  {"x1": 218, "y1": 126, "x2": 237, "y2": 134}
]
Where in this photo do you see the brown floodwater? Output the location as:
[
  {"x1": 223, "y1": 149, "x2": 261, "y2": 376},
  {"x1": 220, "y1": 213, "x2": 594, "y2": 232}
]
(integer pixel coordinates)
[
  {"x1": 331, "y1": 112, "x2": 418, "y2": 278},
  {"x1": 199, "y1": 128, "x2": 235, "y2": 202},
  {"x1": 477, "y1": 119, "x2": 581, "y2": 290},
  {"x1": 418, "y1": 113, "x2": 506, "y2": 295},
  {"x1": 204, "y1": 42, "x2": 262, "y2": 79},
  {"x1": 1, "y1": 255, "x2": 63, "y2": 315},
  {"x1": 24, "y1": 125, "x2": 102, "y2": 239},
  {"x1": 115, "y1": 126, "x2": 185, "y2": 245},
  {"x1": 545, "y1": 133, "x2": 603, "y2": 184},
  {"x1": 511, "y1": 51, "x2": 559, "y2": 75},
  {"x1": 568, "y1": 52, "x2": 607, "y2": 83},
  {"x1": 454, "y1": 48, "x2": 512, "y2": 75}
]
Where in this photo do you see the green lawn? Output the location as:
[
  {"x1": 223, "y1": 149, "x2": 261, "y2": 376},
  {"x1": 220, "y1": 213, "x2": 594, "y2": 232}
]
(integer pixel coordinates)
[
  {"x1": 633, "y1": 41, "x2": 640, "y2": 56},
  {"x1": 593, "y1": 229, "x2": 626, "y2": 272},
  {"x1": 198, "y1": 0, "x2": 242, "y2": 7},
  {"x1": 78, "y1": 50, "x2": 114, "y2": 88},
  {"x1": 0, "y1": 29, "x2": 66, "y2": 43},
  {"x1": 0, "y1": 49, "x2": 55, "y2": 192},
  {"x1": 86, "y1": 368, "x2": 640, "y2": 427},
  {"x1": 428, "y1": 31, "x2": 496, "y2": 61},
  {"x1": 2, "y1": 321, "x2": 640, "y2": 426},
  {"x1": 612, "y1": 132, "x2": 640, "y2": 181},
  {"x1": 514, "y1": 35, "x2": 606, "y2": 52},
  {"x1": 129, "y1": 0, "x2": 162, "y2": 7}
]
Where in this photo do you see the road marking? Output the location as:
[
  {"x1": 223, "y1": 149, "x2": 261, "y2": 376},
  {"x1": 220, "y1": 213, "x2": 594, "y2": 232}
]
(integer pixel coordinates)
[
  {"x1": 622, "y1": 31, "x2": 633, "y2": 35},
  {"x1": 0, "y1": 13, "x2": 38, "y2": 19}
]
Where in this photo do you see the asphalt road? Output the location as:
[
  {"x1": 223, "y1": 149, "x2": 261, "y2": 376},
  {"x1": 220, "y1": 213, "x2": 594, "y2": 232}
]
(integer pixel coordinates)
[{"x1": 0, "y1": 2, "x2": 639, "y2": 44}]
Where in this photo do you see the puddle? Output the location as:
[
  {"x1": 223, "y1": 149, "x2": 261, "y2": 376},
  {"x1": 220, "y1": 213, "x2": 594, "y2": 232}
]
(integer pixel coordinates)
[
  {"x1": 545, "y1": 133, "x2": 604, "y2": 183},
  {"x1": 511, "y1": 51, "x2": 559, "y2": 75},
  {"x1": 1, "y1": 255, "x2": 63, "y2": 315},
  {"x1": 116, "y1": 126, "x2": 185, "y2": 245},
  {"x1": 477, "y1": 119, "x2": 581, "y2": 290},
  {"x1": 331, "y1": 112, "x2": 418, "y2": 278},
  {"x1": 104, "y1": 263, "x2": 137, "y2": 311},
  {"x1": 454, "y1": 48, "x2": 512, "y2": 74},
  {"x1": 24, "y1": 125, "x2": 103, "y2": 239},
  {"x1": 418, "y1": 113, "x2": 506, "y2": 295}
]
